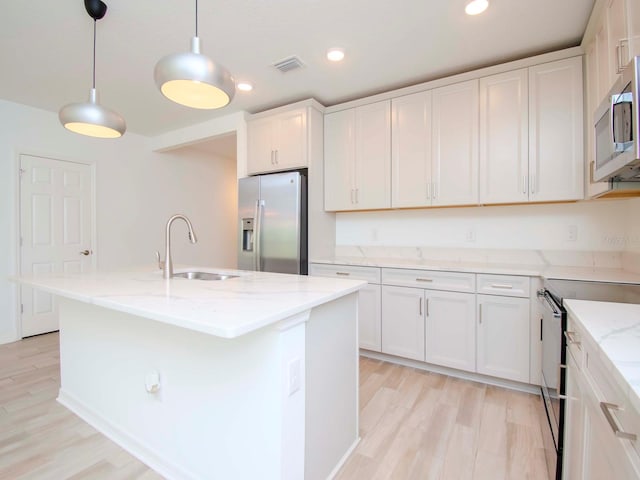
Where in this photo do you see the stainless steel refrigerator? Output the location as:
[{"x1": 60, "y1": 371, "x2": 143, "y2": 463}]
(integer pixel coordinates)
[{"x1": 237, "y1": 170, "x2": 308, "y2": 274}]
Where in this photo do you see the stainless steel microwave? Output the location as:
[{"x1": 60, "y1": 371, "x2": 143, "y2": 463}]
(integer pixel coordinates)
[{"x1": 593, "y1": 56, "x2": 640, "y2": 182}]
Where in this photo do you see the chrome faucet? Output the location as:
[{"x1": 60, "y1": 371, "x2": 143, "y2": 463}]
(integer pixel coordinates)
[{"x1": 158, "y1": 214, "x2": 198, "y2": 279}]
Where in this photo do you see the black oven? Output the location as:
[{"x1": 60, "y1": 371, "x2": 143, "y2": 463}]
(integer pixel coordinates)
[{"x1": 538, "y1": 278, "x2": 640, "y2": 480}]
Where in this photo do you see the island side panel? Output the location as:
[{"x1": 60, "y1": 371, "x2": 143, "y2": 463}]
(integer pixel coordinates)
[
  {"x1": 305, "y1": 292, "x2": 359, "y2": 479},
  {"x1": 57, "y1": 297, "x2": 304, "y2": 480}
]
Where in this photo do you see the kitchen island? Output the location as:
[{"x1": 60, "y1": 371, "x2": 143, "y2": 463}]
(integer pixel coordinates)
[{"x1": 15, "y1": 267, "x2": 366, "y2": 480}]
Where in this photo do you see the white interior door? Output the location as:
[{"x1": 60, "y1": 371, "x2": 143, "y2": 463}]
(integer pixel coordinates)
[{"x1": 20, "y1": 154, "x2": 93, "y2": 337}]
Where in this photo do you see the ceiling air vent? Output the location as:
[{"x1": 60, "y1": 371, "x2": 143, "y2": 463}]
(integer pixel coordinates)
[{"x1": 273, "y1": 56, "x2": 305, "y2": 73}]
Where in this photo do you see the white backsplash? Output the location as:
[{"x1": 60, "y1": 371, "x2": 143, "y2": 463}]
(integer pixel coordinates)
[
  {"x1": 334, "y1": 245, "x2": 623, "y2": 269},
  {"x1": 333, "y1": 199, "x2": 637, "y2": 269}
]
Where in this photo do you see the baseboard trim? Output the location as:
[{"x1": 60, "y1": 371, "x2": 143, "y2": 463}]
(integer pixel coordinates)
[
  {"x1": 360, "y1": 350, "x2": 540, "y2": 395},
  {"x1": 57, "y1": 389, "x2": 197, "y2": 480},
  {"x1": 327, "y1": 436, "x2": 361, "y2": 479}
]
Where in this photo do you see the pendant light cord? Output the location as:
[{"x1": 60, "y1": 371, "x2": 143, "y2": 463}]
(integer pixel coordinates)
[
  {"x1": 195, "y1": 0, "x2": 198, "y2": 37},
  {"x1": 92, "y1": 19, "x2": 97, "y2": 89}
]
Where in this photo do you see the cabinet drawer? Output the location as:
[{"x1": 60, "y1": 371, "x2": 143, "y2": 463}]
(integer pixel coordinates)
[
  {"x1": 381, "y1": 268, "x2": 475, "y2": 293},
  {"x1": 309, "y1": 263, "x2": 381, "y2": 284},
  {"x1": 476, "y1": 274, "x2": 530, "y2": 298},
  {"x1": 584, "y1": 340, "x2": 640, "y2": 460}
]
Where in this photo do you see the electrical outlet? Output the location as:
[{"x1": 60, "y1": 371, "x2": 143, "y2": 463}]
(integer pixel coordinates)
[
  {"x1": 288, "y1": 358, "x2": 301, "y2": 396},
  {"x1": 567, "y1": 225, "x2": 578, "y2": 242}
]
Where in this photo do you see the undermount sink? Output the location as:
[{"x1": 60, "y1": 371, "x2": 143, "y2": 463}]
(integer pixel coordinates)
[{"x1": 173, "y1": 271, "x2": 238, "y2": 281}]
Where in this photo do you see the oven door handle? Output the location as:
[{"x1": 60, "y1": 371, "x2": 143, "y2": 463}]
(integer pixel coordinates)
[{"x1": 538, "y1": 290, "x2": 562, "y2": 318}]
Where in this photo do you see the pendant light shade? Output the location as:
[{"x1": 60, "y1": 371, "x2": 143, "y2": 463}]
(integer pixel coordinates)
[
  {"x1": 154, "y1": 1, "x2": 235, "y2": 109},
  {"x1": 59, "y1": 0, "x2": 126, "y2": 138},
  {"x1": 59, "y1": 88, "x2": 126, "y2": 138}
]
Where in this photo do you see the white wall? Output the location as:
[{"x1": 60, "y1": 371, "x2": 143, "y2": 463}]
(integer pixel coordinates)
[
  {"x1": 336, "y1": 199, "x2": 630, "y2": 251},
  {"x1": 0, "y1": 99, "x2": 237, "y2": 344}
]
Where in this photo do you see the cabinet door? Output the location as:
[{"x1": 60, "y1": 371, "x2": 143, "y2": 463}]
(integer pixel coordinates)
[
  {"x1": 391, "y1": 91, "x2": 433, "y2": 208},
  {"x1": 381, "y1": 285, "x2": 425, "y2": 361},
  {"x1": 431, "y1": 80, "x2": 479, "y2": 206},
  {"x1": 479, "y1": 69, "x2": 529, "y2": 204},
  {"x1": 354, "y1": 101, "x2": 391, "y2": 210},
  {"x1": 476, "y1": 294, "x2": 529, "y2": 383},
  {"x1": 247, "y1": 119, "x2": 275, "y2": 175},
  {"x1": 425, "y1": 291, "x2": 476, "y2": 373},
  {"x1": 274, "y1": 109, "x2": 307, "y2": 171},
  {"x1": 529, "y1": 57, "x2": 584, "y2": 203},
  {"x1": 596, "y1": 20, "x2": 611, "y2": 100},
  {"x1": 607, "y1": 0, "x2": 629, "y2": 84},
  {"x1": 585, "y1": 40, "x2": 611, "y2": 199},
  {"x1": 629, "y1": 0, "x2": 640, "y2": 58},
  {"x1": 324, "y1": 109, "x2": 356, "y2": 211},
  {"x1": 359, "y1": 284, "x2": 381, "y2": 352},
  {"x1": 582, "y1": 390, "x2": 639, "y2": 480},
  {"x1": 563, "y1": 353, "x2": 585, "y2": 480}
]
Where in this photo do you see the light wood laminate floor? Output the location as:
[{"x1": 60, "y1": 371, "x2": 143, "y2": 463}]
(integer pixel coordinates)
[{"x1": 0, "y1": 333, "x2": 549, "y2": 479}]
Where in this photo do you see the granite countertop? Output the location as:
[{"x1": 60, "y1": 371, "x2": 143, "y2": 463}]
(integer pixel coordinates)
[
  {"x1": 564, "y1": 299, "x2": 640, "y2": 412},
  {"x1": 310, "y1": 256, "x2": 640, "y2": 284},
  {"x1": 13, "y1": 267, "x2": 365, "y2": 339}
]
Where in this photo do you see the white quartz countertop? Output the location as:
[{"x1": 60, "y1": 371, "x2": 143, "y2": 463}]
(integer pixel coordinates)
[
  {"x1": 564, "y1": 299, "x2": 640, "y2": 412},
  {"x1": 13, "y1": 267, "x2": 366, "y2": 339},
  {"x1": 310, "y1": 256, "x2": 640, "y2": 283}
]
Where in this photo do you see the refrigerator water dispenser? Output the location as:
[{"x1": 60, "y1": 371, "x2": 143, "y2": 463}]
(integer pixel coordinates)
[{"x1": 242, "y1": 218, "x2": 254, "y2": 252}]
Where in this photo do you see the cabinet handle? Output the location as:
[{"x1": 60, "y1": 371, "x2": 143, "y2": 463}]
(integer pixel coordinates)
[
  {"x1": 350, "y1": 189, "x2": 355, "y2": 204},
  {"x1": 270, "y1": 150, "x2": 275, "y2": 165},
  {"x1": 522, "y1": 175, "x2": 527, "y2": 195},
  {"x1": 564, "y1": 331, "x2": 581, "y2": 347},
  {"x1": 426, "y1": 298, "x2": 429, "y2": 317},
  {"x1": 416, "y1": 278, "x2": 433, "y2": 283},
  {"x1": 355, "y1": 188, "x2": 359, "y2": 204},
  {"x1": 530, "y1": 175, "x2": 535, "y2": 195},
  {"x1": 335, "y1": 272, "x2": 350, "y2": 276},
  {"x1": 433, "y1": 182, "x2": 438, "y2": 200},
  {"x1": 479, "y1": 304, "x2": 482, "y2": 324},
  {"x1": 616, "y1": 44, "x2": 622, "y2": 74},
  {"x1": 419, "y1": 297, "x2": 423, "y2": 316},
  {"x1": 426, "y1": 182, "x2": 430, "y2": 200},
  {"x1": 275, "y1": 149, "x2": 279, "y2": 164},
  {"x1": 600, "y1": 402, "x2": 638, "y2": 441},
  {"x1": 490, "y1": 284, "x2": 513, "y2": 290}
]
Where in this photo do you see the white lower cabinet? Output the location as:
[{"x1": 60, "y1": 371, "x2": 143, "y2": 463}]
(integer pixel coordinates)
[
  {"x1": 563, "y1": 352, "x2": 584, "y2": 479},
  {"x1": 425, "y1": 290, "x2": 476, "y2": 373},
  {"x1": 359, "y1": 284, "x2": 382, "y2": 352},
  {"x1": 563, "y1": 312, "x2": 640, "y2": 479},
  {"x1": 476, "y1": 294, "x2": 530, "y2": 383},
  {"x1": 381, "y1": 285, "x2": 425, "y2": 361},
  {"x1": 308, "y1": 263, "x2": 381, "y2": 351}
]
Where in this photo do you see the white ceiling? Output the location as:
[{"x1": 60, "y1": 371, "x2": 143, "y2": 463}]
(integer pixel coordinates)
[{"x1": 1, "y1": 0, "x2": 595, "y2": 137}]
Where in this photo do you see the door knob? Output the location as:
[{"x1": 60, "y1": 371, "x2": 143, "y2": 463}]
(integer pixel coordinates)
[{"x1": 79, "y1": 249, "x2": 92, "y2": 256}]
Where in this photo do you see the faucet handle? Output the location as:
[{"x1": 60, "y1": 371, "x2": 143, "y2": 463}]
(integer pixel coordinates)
[{"x1": 155, "y1": 251, "x2": 164, "y2": 271}]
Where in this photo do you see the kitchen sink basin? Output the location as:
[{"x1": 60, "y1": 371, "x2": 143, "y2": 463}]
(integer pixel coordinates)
[{"x1": 173, "y1": 271, "x2": 238, "y2": 281}]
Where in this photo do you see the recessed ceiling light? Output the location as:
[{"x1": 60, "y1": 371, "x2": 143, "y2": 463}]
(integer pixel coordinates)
[
  {"x1": 327, "y1": 48, "x2": 345, "y2": 62},
  {"x1": 237, "y1": 82, "x2": 253, "y2": 92},
  {"x1": 465, "y1": 0, "x2": 489, "y2": 15}
]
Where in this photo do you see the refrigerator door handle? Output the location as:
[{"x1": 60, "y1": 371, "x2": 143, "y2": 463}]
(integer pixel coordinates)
[{"x1": 254, "y1": 200, "x2": 265, "y2": 271}]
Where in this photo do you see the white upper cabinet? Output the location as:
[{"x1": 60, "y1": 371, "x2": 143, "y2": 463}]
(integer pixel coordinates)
[
  {"x1": 391, "y1": 91, "x2": 433, "y2": 208},
  {"x1": 324, "y1": 109, "x2": 355, "y2": 211},
  {"x1": 324, "y1": 101, "x2": 391, "y2": 211},
  {"x1": 247, "y1": 107, "x2": 308, "y2": 175},
  {"x1": 391, "y1": 82, "x2": 479, "y2": 208},
  {"x1": 479, "y1": 69, "x2": 529, "y2": 204},
  {"x1": 528, "y1": 57, "x2": 584, "y2": 202},
  {"x1": 431, "y1": 80, "x2": 479, "y2": 206},
  {"x1": 607, "y1": 0, "x2": 629, "y2": 83}
]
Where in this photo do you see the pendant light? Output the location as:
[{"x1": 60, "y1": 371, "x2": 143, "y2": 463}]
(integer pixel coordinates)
[
  {"x1": 154, "y1": 0, "x2": 235, "y2": 109},
  {"x1": 59, "y1": 0, "x2": 126, "y2": 138}
]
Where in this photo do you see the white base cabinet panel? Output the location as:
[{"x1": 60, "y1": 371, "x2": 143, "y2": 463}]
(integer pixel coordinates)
[
  {"x1": 425, "y1": 290, "x2": 476, "y2": 373},
  {"x1": 476, "y1": 294, "x2": 530, "y2": 383},
  {"x1": 359, "y1": 284, "x2": 382, "y2": 352},
  {"x1": 381, "y1": 285, "x2": 425, "y2": 362}
]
